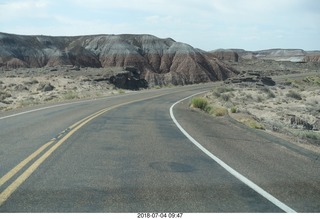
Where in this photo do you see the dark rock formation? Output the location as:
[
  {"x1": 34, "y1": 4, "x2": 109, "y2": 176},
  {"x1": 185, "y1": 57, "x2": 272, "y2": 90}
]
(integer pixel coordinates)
[
  {"x1": 37, "y1": 82, "x2": 55, "y2": 92},
  {"x1": 224, "y1": 73, "x2": 276, "y2": 86},
  {"x1": 0, "y1": 32, "x2": 239, "y2": 86},
  {"x1": 110, "y1": 67, "x2": 148, "y2": 90}
]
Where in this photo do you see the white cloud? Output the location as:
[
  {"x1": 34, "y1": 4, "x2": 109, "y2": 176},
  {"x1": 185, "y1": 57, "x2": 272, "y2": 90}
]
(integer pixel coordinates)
[
  {"x1": 0, "y1": 0, "x2": 319, "y2": 50},
  {"x1": 0, "y1": 0, "x2": 49, "y2": 20}
]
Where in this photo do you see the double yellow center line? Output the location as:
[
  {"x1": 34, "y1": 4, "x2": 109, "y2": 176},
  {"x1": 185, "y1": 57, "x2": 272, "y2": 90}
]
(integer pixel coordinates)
[{"x1": 0, "y1": 93, "x2": 167, "y2": 206}]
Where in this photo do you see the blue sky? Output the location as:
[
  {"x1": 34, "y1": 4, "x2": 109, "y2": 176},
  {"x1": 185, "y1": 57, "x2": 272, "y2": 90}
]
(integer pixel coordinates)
[{"x1": 0, "y1": 0, "x2": 319, "y2": 51}]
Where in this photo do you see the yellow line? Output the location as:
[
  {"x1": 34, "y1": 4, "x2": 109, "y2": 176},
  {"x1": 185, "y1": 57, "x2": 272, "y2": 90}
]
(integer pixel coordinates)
[
  {"x1": 0, "y1": 140, "x2": 55, "y2": 187},
  {"x1": 0, "y1": 93, "x2": 167, "y2": 206},
  {"x1": 0, "y1": 106, "x2": 110, "y2": 206},
  {"x1": 0, "y1": 107, "x2": 112, "y2": 188}
]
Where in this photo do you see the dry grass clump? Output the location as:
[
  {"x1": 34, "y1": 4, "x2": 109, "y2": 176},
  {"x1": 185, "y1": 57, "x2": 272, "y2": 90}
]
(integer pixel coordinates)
[
  {"x1": 238, "y1": 117, "x2": 265, "y2": 130},
  {"x1": 211, "y1": 105, "x2": 228, "y2": 116}
]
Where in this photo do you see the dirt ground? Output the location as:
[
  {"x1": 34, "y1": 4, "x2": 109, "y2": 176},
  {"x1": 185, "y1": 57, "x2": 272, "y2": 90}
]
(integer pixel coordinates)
[{"x1": 0, "y1": 66, "x2": 129, "y2": 111}]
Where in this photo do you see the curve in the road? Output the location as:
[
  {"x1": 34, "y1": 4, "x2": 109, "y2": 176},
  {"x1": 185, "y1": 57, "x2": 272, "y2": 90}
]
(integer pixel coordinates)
[
  {"x1": 0, "y1": 92, "x2": 170, "y2": 206},
  {"x1": 169, "y1": 92, "x2": 297, "y2": 213}
]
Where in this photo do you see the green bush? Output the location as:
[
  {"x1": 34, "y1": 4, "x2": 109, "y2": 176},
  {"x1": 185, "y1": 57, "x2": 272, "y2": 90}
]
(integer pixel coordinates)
[
  {"x1": 191, "y1": 97, "x2": 208, "y2": 111},
  {"x1": 230, "y1": 106, "x2": 237, "y2": 113}
]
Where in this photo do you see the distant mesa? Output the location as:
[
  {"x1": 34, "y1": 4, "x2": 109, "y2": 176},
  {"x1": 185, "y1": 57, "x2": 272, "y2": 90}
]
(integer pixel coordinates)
[
  {"x1": 229, "y1": 48, "x2": 320, "y2": 63},
  {"x1": 0, "y1": 32, "x2": 239, "y2": 86}
]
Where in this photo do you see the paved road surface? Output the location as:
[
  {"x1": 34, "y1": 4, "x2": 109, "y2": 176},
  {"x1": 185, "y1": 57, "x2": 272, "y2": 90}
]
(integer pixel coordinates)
[{"x1": 0, "y1": 84, "x2": 319, "y2": 212}]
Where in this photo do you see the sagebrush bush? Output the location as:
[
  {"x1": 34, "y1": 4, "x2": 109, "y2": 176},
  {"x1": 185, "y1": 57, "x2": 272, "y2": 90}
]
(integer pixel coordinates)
[
  {"x1": 221, "y1": 93, "x2": 231, "y2": 102},
  {"x1": 261, "y1": 87, "x2": 276, "y2": 98},
  {"x1": 286, "y1": 90, "x2": 302, "y2": 100},
  {"x1": 212, "y1": 86, "x2": 234, "y2": 98}
]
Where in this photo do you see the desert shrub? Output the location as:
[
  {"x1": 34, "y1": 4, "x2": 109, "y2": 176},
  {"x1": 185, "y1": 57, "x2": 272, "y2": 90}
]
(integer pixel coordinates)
[
  {"x1": 230, "y1": 106, "x2": 237, "y2": 113},
  {"x1": 239, "y1": 118, "x2": 265, "y2": 130},
  {"x1": 261, "y1": 87, "x2": 276, "y2": 98},
  {"x1": 286, "y1": 90, "x2": 302, "y2": 100},
  {"x1": 267, "y1": 91, "x2": 276, "y2": 98},
  {"x1": 213, "y1": 91, "x2": 221, "y2": 98},
  {"x1": 212, "y1": 106, "x2": 228, "y2": 116},
  {"x1": 216, "y1": 86, "x2": 235, "y2": 93},
  {"x1": 0, "y1": 91, "x2": 11, "y2": 102},
  {"x1": 303, "y1": 76, "x2": 320, "y2": 87},
  {"x1": 256, "y1": 95, "x2": 264, "y2": 102},
  {"x1": 220, "y1": 93, "x2": 231, "y2": 102},
  {"x1": 117, "y1": 89, "x2": 125, "y2": 94},
  {"x1": 292, "y1": 130, "x2": 320, "y2": 145},
  {"x1": 283, "y1": 80, "x2": 292, "y2": 86},
  {"x1": 245, "y1": 94, "x2": 253, "y2": 99},
  {"x1": 191, "y1": 97, "x2": 208, "y2": 111},
  {"x1": 212, "y1": 86, "x2": 234, "y2": 98},
  {"x1": 204, "y1": 105, "x2": 213, "y2": 114},
  {"x1": 63, "y1": 91, "x2": 79, "y2": 100}
]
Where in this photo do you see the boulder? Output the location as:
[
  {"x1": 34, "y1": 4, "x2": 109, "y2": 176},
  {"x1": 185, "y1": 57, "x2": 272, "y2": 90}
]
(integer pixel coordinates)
[
  {"x1": 225, "y1": 73, "x2": 276, "y2": 86},
  {"x1": 37, "y1": 83, "x2": 55, "y2": 92},
  {"x1": 110, "y1": 67, "x2": 148, "y2": 90}
]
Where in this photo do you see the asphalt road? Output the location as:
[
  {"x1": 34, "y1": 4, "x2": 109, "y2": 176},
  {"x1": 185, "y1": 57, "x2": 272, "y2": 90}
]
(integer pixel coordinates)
[{"x1": 0, "y1": 84, "x2": 319, "y2": 212}]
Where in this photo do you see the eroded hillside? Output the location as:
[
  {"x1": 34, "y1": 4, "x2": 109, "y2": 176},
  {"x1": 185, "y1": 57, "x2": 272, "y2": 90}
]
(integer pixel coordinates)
[{"x1": 0, "y1": 32, "x2": 238, "y2": 86}]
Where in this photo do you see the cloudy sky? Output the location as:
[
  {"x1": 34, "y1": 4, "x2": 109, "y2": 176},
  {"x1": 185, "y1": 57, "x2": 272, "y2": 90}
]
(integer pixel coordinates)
[{"x1": 0, "y1": 0, "x2": 319, "y2": 51}]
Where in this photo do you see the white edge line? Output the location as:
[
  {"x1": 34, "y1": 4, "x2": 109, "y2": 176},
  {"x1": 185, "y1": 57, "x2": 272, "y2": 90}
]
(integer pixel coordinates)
[{"x1": 169, "y1": 91, "x2": 296, "y2": 213}]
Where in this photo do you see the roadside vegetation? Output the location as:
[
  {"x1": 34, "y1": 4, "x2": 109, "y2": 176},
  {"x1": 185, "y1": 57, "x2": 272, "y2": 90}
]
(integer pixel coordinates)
[
  {"x1": 191, "y1": 77, "x2": 320, "y2": 147},
  {"x1": 190, "y1": 97, "x2": 228, "y2": 116}
]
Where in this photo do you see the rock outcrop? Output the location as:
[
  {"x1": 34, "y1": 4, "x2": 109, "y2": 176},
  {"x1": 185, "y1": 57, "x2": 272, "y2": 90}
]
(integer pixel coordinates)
[
  {"x1": 0, "y1": 32, "x2": 239, "y2": 86},
  {"x1": 225, "y1": 73, "x2": 276, "y2": 86},
  {"x1": 109, "y1": 67, "x2": 148, "y2": 90}
]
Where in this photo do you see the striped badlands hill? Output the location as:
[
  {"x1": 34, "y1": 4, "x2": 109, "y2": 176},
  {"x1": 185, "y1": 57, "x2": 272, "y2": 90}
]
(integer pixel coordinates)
[{"x1": 0, "y1": 32, "x2": 238, "y2": 85}]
